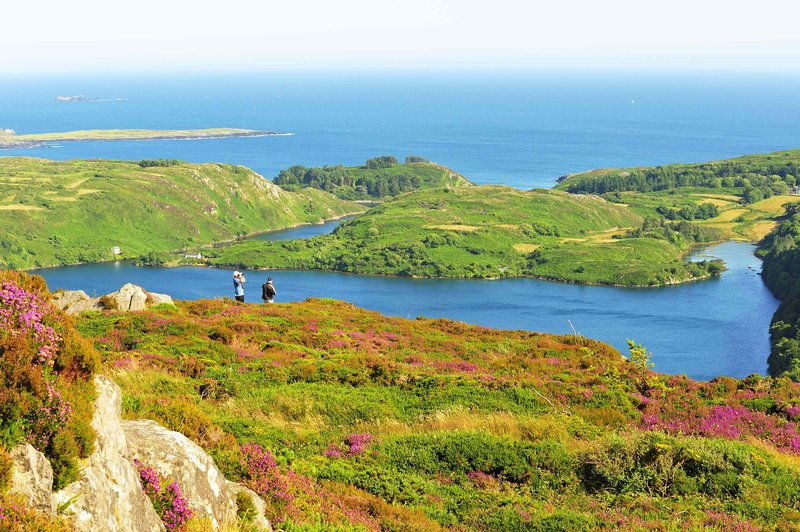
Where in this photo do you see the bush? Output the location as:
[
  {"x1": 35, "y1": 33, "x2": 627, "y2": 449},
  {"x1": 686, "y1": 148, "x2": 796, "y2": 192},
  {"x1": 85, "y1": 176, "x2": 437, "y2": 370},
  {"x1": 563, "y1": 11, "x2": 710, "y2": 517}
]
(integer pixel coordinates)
[{"x1": 0, "y1": 271, "x2": 98, "y2": 488}]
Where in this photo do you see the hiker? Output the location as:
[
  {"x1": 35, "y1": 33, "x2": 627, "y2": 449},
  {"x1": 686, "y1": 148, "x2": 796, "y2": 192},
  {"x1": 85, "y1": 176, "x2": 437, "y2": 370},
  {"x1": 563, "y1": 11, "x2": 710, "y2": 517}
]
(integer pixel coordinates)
[
  {"x1": 233, "y1": 271, "x2": 246, "y2": 302},
  {"x1": 262, "y1": 277, "x2": 276, "y2": 303}
]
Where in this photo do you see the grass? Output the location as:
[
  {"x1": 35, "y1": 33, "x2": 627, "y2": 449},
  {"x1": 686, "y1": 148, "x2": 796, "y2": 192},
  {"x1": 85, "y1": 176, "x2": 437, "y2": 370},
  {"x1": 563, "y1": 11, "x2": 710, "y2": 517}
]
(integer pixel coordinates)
[
  {"x1": 0, "y1": 157, "x2": 364, "y2": 269},
  {"x1": 70, "y1": 296, "x2": 800, "y2": 531},
  {"x1": 0, "y1": 128, "x2": 282, "y2": 147},
  {"x1": 206, "y1": 186, "x2": 722, "y2": 286},
  {"x1": 588, "y1": 187, "x2": 799, "y2": 242}
]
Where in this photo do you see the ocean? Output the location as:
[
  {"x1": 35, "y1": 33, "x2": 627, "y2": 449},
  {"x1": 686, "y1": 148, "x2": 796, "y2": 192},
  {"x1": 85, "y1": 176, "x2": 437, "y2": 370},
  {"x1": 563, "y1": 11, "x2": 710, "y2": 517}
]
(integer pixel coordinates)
[{"x1": 1, "y1": 70, "x2": 799, "y2": 188}]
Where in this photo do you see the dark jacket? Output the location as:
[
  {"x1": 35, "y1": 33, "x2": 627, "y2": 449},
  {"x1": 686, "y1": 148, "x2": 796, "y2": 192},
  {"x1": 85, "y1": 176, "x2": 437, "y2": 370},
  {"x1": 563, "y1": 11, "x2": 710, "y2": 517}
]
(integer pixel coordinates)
[{"x1": 262, "y1": 281, "x2": 276, "y2": 299}]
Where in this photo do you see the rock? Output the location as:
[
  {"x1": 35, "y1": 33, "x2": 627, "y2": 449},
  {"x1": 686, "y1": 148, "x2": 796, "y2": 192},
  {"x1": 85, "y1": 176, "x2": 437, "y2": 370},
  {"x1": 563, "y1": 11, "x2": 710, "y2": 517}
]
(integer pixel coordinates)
[
  {"x1": 22, "y1": 375, "x2": 270, "y2": 531},
  {"x1": 54, "y1": 375, "x2": 164, "y2": 531},
  {"x1": 51, "y1": 284, "x2": 174, "y2": 315},
  {"x1": 148, "y1": 292, "x2": 174, "y2": 307},
  {"x1": 9, "y1": 444, "x2": 55, "y2": 516},
  {"x1": 105, "y1": 283, "x2": 149, "y2": 311},
  {"x1": 122, "y1": 420, "x2": 238, "y2": 530},
  {"x1": 52, "y1": 289, "x2": 99, "y2": 315}
]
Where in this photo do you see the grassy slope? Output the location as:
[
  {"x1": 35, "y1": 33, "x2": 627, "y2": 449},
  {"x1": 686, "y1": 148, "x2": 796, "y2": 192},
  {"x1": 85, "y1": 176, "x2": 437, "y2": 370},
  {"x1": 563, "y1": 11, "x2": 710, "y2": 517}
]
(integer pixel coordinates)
[
  {"x1": 207, "y1": 186, "x2": 720, "y2": 286},
  {"x1": 556, "y1": 149, "x2": 800, "y2": 242},
  {"x1": 0, "y1": 128, "x2": 275, "y2": 147},
  {"x1": 77, "y1": 298, "x2": 800, "y2": 530},
  {"x1": 0, "y1": 157, "x2": 364, "y2": 269}
]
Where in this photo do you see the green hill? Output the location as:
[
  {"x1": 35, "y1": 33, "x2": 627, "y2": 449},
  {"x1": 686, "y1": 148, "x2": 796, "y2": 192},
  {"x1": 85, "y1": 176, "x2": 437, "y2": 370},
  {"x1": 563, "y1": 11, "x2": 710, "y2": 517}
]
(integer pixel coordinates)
[
  {"x1": 556, "y1": 148, "x2": 800, "y2": 201},
  {"x1": 273, "y1": 155, "x2": 473, "y2": 200},
  {"x1": 207, "y1": 185, "x2": 722, "y2": 286},
  {"x1": 758, "y1": 203, "x2": 800, "y2": 380},
  {"x1": 0, "y1": 157, "x2": 364, "y2": 269},
  {"x1": 68, "y1": 289, "x2": 800, "y2": 531}
]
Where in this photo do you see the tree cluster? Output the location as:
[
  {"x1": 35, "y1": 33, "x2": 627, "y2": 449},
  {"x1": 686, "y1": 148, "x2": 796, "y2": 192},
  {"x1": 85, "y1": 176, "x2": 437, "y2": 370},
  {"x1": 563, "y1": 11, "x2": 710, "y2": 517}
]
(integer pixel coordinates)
[
  {"x1": 567, "y1": 159, "x2": 798, "y2": 204},
  {"x1": 758, "y1": 205, "x2": 800, "y2": 380},
  {"x1": 656, "y1": 203, "x2": 719, "y2": 221},
  {"x1": 274, "y1": 162, "x2": 425, "y2": 199}
]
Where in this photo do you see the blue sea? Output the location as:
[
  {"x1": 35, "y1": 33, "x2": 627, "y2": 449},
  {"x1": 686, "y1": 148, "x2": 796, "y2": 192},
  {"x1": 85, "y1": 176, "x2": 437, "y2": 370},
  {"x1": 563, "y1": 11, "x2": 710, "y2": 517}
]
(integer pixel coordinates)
[
  {"x1": 2, "y1": 70, "x2": 799, "y2": 187},
  {"x1": 9, "y1": 69, "x2": 800, "y2": 378}
]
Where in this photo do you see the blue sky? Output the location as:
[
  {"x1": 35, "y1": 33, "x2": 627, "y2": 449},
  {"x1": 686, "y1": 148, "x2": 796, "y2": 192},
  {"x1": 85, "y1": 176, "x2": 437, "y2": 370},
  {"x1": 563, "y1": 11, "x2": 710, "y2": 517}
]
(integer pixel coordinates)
[{"x1": 3, "y1": 0, "x2": 799, "y2": 73}]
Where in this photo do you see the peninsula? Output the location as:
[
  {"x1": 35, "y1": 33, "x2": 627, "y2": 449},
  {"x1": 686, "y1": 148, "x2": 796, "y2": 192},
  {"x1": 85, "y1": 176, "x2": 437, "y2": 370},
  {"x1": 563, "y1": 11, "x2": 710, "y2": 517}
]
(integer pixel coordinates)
[
  {"x1": 0, "y1": 127, "x2": 291, "y2": 149},
  {"x1": 0, "y1": 157, "x2": 363, "y2": 269}
]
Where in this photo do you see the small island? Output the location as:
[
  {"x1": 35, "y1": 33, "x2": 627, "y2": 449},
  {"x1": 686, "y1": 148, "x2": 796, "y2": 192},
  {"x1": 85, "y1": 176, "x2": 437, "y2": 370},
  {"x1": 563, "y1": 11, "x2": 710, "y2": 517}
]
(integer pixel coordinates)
[
  {"x1": 55, "y1": 95, "x2": 101, "y2": 103},
  {"x1": 0, "y1": 127, "x2": 291, "y2": 149}
]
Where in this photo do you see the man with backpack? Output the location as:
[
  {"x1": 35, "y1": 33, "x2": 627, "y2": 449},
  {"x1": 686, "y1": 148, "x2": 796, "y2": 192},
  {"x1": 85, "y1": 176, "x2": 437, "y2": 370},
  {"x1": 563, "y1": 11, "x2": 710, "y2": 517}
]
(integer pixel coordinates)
[{"x1": 261, "y1": 277, "x2": 276, "y2": 303}]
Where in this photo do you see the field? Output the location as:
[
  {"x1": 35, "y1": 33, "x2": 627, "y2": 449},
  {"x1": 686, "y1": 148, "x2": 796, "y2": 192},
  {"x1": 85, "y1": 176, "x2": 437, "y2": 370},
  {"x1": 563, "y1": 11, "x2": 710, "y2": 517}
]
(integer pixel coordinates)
[
  {"x1": 0, "y1": 157, "x2": 364, "y2": 269},
  {"x1": 71, "y1": 295, "x2": 800, "y2": 530},
  {"x1": 0, "y1": 128, "x2": 282, "y2": 148},
  {"x1": 206, "y1": 186, "x2": 723, "y2": 286}
]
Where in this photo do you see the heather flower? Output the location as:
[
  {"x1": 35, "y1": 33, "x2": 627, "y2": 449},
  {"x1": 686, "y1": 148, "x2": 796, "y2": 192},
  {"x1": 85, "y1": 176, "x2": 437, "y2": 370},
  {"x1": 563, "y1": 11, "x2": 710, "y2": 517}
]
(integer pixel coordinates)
[
  {"x1": 135, "y1": 459, "x2": 193, "y2": 531},
  {"x1": 345, "y1": 433, "x2": 372, "y2": 457},
  {"x1": 0, "y1": 280, "x2": 61, "y2": 365},
  {"x1": 25, "y1": 381, "x2": 73, "y2": 451}
]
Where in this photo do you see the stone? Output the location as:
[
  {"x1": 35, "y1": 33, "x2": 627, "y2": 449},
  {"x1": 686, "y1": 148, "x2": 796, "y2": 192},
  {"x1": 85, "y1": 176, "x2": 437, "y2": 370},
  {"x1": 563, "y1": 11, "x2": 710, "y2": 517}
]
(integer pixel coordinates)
[
  {"x1": 122, "y1": 420, "x2": 238, "y2": 530},
  {"x1": 9, "y1": 444, "x2": 55, "y2": 516},
  {"x1": 106, "y1": 283, "x2": 149, "y2": 311},
  {"x1": 148, "y1": 292, "x2": 174, "y2": 307},
  {"x1": 54, "y1": 375, "x2": 164, "y2": 531},
  {"x1": 52, "y1": 289, "x2": 99, "y2": 315}
]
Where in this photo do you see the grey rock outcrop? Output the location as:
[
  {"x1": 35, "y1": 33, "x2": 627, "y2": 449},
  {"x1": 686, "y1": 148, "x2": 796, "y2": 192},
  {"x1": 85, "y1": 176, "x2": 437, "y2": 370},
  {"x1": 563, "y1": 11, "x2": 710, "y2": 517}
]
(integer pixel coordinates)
[
  {"x1": 9, "y1": 444, "x2": 56, "y2": 516},
  {"x1": 53, "y1": 375, "x2": 271, "y2": 531},
  {"x1": 52, "y1": 289, "x2": 98, "y2": 314},
  {"x1": 52, "y1": 284, "x2": 174, "y2": 315},
  {"x1": 122, "y1": 420, "x2": 238, "y2": 529},
  {"x1": 54, "y1": 375, "x2": 164, "y2": 531}
]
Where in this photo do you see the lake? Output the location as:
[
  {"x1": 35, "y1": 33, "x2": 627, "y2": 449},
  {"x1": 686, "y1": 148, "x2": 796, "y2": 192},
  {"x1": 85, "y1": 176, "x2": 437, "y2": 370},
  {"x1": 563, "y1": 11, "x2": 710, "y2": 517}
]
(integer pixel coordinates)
[{"x1": 34, "y1": 219, "x2": 778, "y2": 381}]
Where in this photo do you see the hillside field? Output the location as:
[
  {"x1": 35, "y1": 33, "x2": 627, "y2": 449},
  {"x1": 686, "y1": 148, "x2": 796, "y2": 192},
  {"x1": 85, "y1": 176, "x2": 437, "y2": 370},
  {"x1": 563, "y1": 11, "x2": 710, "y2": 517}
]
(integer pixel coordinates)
[{"x1": 0, "y1": 157, "x2": 364, "y2": 269}]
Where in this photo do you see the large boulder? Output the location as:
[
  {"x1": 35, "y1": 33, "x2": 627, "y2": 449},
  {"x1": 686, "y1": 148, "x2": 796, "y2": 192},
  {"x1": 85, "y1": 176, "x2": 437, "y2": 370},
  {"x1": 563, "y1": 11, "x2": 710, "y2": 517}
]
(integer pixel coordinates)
[
  {"x1": 122, "y1": 420, "x2": 238, "y2": 530},
  {"x1": 9, "y1": 444, "x2": 56, "y2": 516},
  {"x1": 103, "y1": 283, "x2": 149, "y2": 311},
  {"x1": 53, "y1": 375, "x2": 165, "y2": 531}
]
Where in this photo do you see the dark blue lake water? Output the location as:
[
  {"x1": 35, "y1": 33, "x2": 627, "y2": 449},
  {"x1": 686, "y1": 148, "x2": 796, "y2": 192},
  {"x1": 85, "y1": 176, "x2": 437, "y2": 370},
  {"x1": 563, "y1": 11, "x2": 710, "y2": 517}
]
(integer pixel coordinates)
[{"x1": 10, "y1": 70, "x2": 797, "y2": 378}]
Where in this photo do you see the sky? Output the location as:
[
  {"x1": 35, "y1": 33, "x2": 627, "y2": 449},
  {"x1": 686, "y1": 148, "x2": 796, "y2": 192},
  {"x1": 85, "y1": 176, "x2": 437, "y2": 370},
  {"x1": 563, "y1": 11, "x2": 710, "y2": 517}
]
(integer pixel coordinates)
[{"x1": 3, "y1": 0, "x2": 800, "y2": 73}]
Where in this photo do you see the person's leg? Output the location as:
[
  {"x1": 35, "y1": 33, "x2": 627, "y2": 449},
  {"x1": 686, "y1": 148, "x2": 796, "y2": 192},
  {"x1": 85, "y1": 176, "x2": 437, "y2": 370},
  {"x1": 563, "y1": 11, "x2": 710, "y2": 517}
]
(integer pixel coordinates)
[{"x1": 235, "y1": 295, "x2": 245, "y2": 302}]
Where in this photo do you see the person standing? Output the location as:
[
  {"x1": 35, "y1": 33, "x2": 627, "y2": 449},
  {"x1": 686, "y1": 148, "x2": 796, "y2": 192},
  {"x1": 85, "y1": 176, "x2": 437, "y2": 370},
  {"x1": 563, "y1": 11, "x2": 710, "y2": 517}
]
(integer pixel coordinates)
[
  {"x1": 233, "y1": 271, "x2": 246, "y2": 302},
  {"x1": 261, "y1": 277, "x2": 276, "y2": 303}
]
